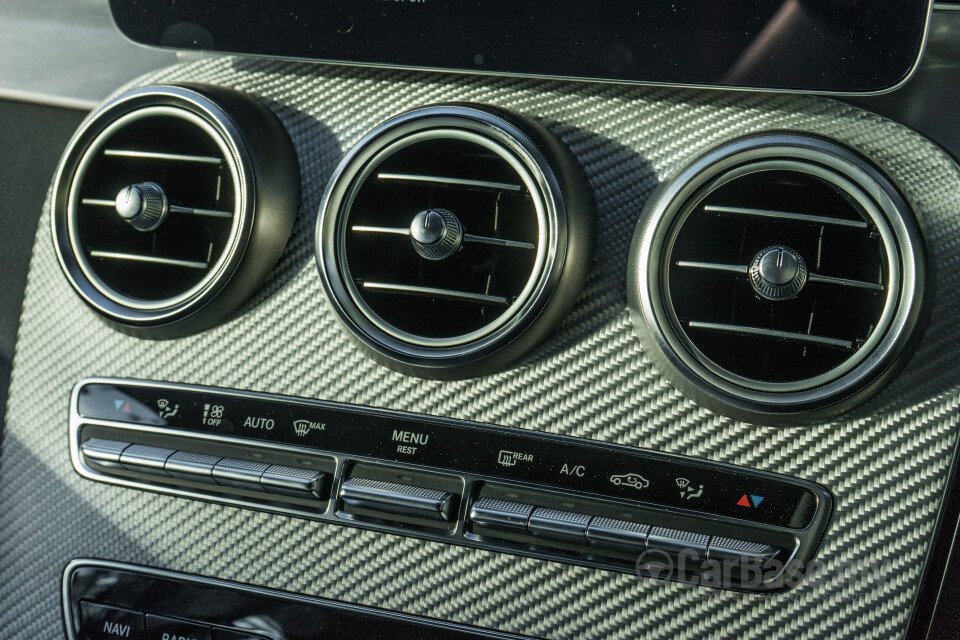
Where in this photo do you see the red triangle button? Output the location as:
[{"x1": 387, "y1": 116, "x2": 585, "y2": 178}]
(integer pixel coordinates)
[{"x1": 737, "y1": 494, "x2": 751, "y2": 507}]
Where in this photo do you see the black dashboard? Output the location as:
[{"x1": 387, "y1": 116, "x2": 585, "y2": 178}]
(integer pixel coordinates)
[{"x1": 2, "y1": 2, "x2": 960, "y2": 640}]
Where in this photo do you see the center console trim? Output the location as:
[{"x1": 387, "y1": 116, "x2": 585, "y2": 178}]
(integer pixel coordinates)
[{"x1": 69, "y1": 378, "x2": 833, "y2": 590}]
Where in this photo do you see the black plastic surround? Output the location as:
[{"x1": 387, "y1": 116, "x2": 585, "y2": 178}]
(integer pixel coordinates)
[
  {"x1": 70, "y1": 378, "x2": 833, "y2": 591},
  {"x1": 108, "y1": 0, "x2": 932, "y2": 93}
]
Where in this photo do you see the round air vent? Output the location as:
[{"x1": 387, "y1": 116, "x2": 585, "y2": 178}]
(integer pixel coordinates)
[
  {"x1": 317, "y1": 104, "x2": 595, "y2": 377},
  {"x1": 628, "y1": 135, "x2": 927, "y2": 422},
  {"x1": 51, "y1": 85, "x2": 299, "y2": 337}
]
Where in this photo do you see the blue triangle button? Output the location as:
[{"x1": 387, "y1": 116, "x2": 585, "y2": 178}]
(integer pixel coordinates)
[
  {"x1": 114, "y1": 400, "x2": 124, "y2": 411},
  {"x1": 751, "y1": 495, "x2": 765, "y2": 507}
]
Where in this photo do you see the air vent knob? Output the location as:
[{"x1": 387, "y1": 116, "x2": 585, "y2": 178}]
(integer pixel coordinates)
[
  {"x1": 410, "y1": 208, "x2": 463, "y2": 260},
  {"x1": 750, "y1": 245, "x2": 807, "y2": 301},
  {"x1": 411, "y1": 209, "x2": 445, "y2": 244},
  {"x1": 115, "y1": 182, "x2": 169, "y2": 232}
]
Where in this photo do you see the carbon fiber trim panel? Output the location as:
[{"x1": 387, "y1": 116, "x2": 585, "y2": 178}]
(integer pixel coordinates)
[{"x1": 2, "y1": 57, "x2": 960, "y2": 639}]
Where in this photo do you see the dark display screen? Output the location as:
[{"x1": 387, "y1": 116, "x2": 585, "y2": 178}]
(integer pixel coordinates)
[{"x1": 109, "y1": 0, "x2": 930, "y2": 93}]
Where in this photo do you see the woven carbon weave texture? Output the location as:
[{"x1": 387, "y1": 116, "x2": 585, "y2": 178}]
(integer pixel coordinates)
[{"x1": 3, "y1": 57, "x2": 960, "y2": 640}]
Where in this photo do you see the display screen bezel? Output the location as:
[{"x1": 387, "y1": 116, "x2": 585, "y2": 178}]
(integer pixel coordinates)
[{"x1": 109, "y1": 0, "x2": 933, "y2": 94}]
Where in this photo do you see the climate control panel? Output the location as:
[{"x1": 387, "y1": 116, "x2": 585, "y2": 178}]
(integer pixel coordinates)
[{"x1": 70, "y1": 378, "x2": 833, "y2": 591}]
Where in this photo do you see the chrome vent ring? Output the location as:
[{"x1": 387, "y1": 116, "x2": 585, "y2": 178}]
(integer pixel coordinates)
[
  {"x1": 52, "y1": 85, "x2": 300, "y2": 337},
  {"x1": 317, "y1": 104, "x2": 596, "y2": 377},
  {"x1": 628, "y1": 134, "x2": 927, "y2": 422},
  {"x1": 66, "y1": 103, "x2": 245, "y2": 312},
  {"x1": 339, "y1": 127, "x2": 549, "y2": 348}
]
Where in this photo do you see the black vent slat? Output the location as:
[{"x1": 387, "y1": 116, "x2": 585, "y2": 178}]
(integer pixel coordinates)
[
  {"x1": 171, "y1": 206, "x2": 232, "y2": 219},
  {"x1": 377, "y1": 172, "x2": 526, "y2": 194},
  {"x1": 687, "y1": 321, "x2": 854, "y2": 351},
  {"x1": 350, "y1": 225, "x2": 410, "y2": 236},
  {"x1": 463, "y1": 234, "x2": 535, "y2": 250},
  {"x1": 703, "y1": 204, "x2": 870, "y2": 229},
  {"x1": 81, "y1": 197, "x2": 233, "y2": 219},
  {"x1": 103, "y1": 148, "x2": 223, "y2": 165},
  {"x1": 80, "y1": 198, "x2": 118, "y2": 207},
  {"x1": 351, "y1": 225, "x2": 534, "y2": 250},
  {"x1": 676, "y1": 261, "x2": 883, "y2": 291},
  {"x1": 806, "y1": 273, "x2": 884, "y2": 291},
  {"x1": 88, "y1": 250, "x2": 209, "y2": 270},
  {"x1": 360, "y1": 281, "x2": 511, "y2": 306},
  {"x1": 675, "y1": 261, "x2": 748, "y2": 274}
]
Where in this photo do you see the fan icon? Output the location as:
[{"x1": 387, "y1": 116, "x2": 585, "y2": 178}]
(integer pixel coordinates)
[{"x1": 676, "y1": 477, "x2": 703, "y2": 500}]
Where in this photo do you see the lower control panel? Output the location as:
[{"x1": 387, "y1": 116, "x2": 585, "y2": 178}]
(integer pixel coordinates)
[
  {"x1": 70, "y1": 378, "x2": 834, "y2": 591},
  {"x1": 63, "y1": 560, "x2": 530, "y2": 639}
]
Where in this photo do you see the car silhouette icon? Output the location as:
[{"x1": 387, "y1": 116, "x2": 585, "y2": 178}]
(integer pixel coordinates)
[{"x1": 610, "y1": 473, "x2": 650, "y2": 489}]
